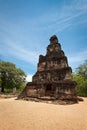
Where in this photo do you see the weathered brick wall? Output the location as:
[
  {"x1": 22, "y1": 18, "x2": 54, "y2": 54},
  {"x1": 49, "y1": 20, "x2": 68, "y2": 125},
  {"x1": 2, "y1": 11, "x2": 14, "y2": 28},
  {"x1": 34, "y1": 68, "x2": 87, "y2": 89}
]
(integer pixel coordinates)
[{"x1": 19, "y1": 35, "x2": 77, "y2": 100}]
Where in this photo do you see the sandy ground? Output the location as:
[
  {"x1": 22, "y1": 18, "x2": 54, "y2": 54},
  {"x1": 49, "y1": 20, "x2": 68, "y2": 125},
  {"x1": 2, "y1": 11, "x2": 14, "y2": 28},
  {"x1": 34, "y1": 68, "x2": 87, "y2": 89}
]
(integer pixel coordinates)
[{"x1": 0, "y1": 97, "x2": 87, "y2": 130}]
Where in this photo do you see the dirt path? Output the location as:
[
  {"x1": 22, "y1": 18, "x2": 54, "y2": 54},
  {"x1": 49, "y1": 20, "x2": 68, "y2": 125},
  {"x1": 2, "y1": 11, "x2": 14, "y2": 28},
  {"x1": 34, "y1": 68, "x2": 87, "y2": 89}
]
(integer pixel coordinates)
[{"x1": 0, "y1": 97, "x2": 87, "y2": 130}]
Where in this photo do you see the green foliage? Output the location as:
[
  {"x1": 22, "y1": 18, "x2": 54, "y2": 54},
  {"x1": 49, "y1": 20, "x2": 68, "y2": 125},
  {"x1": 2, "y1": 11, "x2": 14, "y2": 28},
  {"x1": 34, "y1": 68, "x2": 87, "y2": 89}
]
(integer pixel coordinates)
[
  {"x1": 0, "y1": 61, "x2": 26, "y2": 93},
  {"x1": 72, "y1": 60, "x2": 87, "y2": 97},
  {"x1": 16, "y1": 85, "x2": 25, "y2": 93},
  {"x1": 76, "y1": 60, "x2": 87, "y2": 79},
  {"x1": 72, "y1": 74, "x2": 87, "y2": 97}
]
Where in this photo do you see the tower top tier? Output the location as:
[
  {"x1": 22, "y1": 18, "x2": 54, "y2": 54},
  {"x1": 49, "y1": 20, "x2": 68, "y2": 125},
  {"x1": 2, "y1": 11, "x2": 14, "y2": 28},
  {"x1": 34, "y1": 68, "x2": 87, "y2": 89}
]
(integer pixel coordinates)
[{"x1": 50, "y1": 35, "x2": 59, "y2": 44}]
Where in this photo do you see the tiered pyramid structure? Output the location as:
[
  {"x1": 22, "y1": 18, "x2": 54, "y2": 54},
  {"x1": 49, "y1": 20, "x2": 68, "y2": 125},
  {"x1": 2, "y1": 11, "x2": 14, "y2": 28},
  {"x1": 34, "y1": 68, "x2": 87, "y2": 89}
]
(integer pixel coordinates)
[{"x1": 20, "y1": 35, "x2": 77, "y2": 100}]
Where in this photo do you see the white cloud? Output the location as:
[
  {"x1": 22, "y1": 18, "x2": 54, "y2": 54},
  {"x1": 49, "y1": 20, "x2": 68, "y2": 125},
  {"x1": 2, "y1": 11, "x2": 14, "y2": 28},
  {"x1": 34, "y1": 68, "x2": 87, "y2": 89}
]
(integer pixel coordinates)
[
  {"x1": 26, "y1": 74, "x2": 32, "y2": 82},
  {"x1": 33, "y1": 0, "x2": 87, "y2": 33},
  {"x1": 0, "y1": 38, "x2": 39, "y2": 65},
  {"x1": 65, "y1": 50, "x2": 87, "y2": 71},
  {"x1": 0, "y1": 0, "x2": 87, "y2": 72},
  {"x1": 68, "y1": 50, "x2": 87, "y2": 64}
]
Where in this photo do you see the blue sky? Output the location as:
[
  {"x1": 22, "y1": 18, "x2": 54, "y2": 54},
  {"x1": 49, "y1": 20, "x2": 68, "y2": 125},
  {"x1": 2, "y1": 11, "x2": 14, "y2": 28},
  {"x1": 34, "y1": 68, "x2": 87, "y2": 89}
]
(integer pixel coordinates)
[{"x1": 0, "y1": 0, "x2": 87, "y2": 81}]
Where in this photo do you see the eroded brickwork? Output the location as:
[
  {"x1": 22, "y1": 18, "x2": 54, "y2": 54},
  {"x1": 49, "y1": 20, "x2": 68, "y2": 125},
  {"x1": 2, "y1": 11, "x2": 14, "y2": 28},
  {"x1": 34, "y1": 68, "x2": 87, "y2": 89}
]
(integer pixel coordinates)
[{"x1": 19, "y1": 35, "x2": 77, "y2": 100}]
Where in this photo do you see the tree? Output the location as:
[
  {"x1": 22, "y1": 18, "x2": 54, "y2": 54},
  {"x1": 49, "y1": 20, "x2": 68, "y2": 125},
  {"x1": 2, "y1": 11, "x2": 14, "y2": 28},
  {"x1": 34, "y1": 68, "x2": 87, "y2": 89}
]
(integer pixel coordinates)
[
  {"x1": 76, "y1": 60, "x2": 87, "y2": 79},
  {"x1": 72, "y1": 74, "x2": 87, "y2": 97},
  {"x1": 0, "y1": 61, "x2": 26, "y2": 93},
  {"x1": 72, "y1": 60, "x2": 87, "y2": 97}
]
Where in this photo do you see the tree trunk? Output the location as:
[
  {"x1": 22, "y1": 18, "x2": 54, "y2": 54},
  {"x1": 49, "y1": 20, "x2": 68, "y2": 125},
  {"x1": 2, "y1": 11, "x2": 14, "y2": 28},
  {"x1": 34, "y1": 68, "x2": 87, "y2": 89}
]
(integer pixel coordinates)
[
  {"x1": 1, "y1": 81, "x2": 5, "y2": 93},
  {"x1": 1, "y1": 86, "x2": 4, "y2": 93},
  {"x1": 1, "y1": 73, "x2": 5, "y2": 93}
]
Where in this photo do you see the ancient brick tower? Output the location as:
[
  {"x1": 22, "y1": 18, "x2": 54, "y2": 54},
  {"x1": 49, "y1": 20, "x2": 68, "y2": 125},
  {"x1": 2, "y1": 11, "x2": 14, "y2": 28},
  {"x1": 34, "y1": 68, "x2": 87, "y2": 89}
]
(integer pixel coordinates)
[{"x1": 20, "y1": 35, "x2": 77, "y2": 100}]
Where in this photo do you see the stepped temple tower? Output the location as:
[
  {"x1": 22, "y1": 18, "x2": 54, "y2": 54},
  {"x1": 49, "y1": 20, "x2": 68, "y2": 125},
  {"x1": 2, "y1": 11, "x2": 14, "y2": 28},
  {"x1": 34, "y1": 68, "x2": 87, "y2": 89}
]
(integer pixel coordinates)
[{"x1": 20, "y1": 35, "x2": 77, "y2": 101}]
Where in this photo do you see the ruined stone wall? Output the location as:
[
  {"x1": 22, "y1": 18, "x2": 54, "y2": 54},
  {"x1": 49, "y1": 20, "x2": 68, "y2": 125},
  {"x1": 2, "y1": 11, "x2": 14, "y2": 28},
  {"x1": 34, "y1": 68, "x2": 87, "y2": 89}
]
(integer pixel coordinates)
[
  {"x1": 33, "y1": 67, "x2": 72, "y2": 83},
  {"x1": 20, "y1": 35, "x2": 77, "y2": 100}
]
